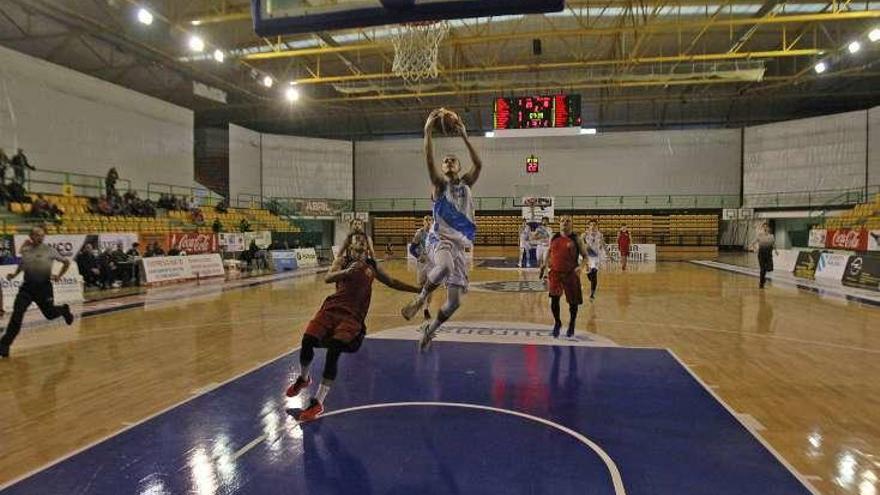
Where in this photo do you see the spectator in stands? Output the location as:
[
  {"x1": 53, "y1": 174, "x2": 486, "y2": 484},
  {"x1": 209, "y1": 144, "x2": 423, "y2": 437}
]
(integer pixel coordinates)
[
  {"x1": 157, "y1": 194, "x2": 173, "y2": 210},
  {"x1": 109, "y1": 242, "x2": 131, "y2": 285},
  {"x1": 126, "y1": 242, "x2": 141, "y2": 285},
  {"x1": 215, "y1": 197, "x2": 228, "y2": 214},
  {"x1": 168, "y1": 246, "x2": 181, "y2": 256},
  {"x1": 0, "y1": 148, "x2": 9, "y2": 185},
  {"x1": 239, "y1": 218, "x2": 251, "y2": 233},
  {"x1": 75, "y1": 243, "x2": 101, "y2": 288},
  {"x1": 30, "y1": 195, "x2": 53, "y2": 221},
  {"x1": 105, "y1": 168, "x2": 119, "y2": 198},
  {"x1": 10, "y1": 149, "x2": 34, "y2": 186},
  {"x1": 212, "y1": 218, "x2": 222, "y2": 234},
  {"x1": 143, "y1": 242, "x2": 159, "y2": 257},
  {"x1": 97, "y1": 247, "x2": 115, "y2": 289}
]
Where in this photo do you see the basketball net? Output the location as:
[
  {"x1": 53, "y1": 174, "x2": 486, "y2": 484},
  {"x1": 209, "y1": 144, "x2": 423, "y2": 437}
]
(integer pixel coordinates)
[{"x1": 390, "y1": 21, "x2": 449, "y2": 83}]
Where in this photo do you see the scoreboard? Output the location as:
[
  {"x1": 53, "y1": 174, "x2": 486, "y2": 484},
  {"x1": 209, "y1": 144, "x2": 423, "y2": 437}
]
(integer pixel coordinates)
[{"x1": 493, "y1": 94, "x2": 582, "y2": 129}]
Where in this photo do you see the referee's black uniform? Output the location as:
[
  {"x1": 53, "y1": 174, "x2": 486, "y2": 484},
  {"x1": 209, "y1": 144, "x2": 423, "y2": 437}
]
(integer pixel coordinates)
[{"x1": 0, "y1": 234, "x2": 74, "y2": 358}]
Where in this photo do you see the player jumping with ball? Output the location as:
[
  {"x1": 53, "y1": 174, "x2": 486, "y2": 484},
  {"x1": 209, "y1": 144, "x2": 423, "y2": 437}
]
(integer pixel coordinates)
[{"x1": 401, "y1": 108, "x2": 483, "y2": 351}]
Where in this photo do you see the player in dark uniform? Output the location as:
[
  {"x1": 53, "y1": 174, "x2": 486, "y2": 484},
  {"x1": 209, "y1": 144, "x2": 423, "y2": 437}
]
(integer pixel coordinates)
[
  {"x1": 285, "y1": 233, "x2": 420, "y2": 421},
  {"x1": 540, "y1": 216, "x2": 590, "y2": 339}
]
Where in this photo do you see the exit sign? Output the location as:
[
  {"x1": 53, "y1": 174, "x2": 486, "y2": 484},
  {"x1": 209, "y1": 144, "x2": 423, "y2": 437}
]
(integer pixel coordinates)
[{"x1": 526, "y1": 155, "x2": 539, "y2": 174}]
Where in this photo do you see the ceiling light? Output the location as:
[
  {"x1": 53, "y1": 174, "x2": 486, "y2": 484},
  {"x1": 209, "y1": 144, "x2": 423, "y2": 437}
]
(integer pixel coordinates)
[
  {"x1": 213, "y1": 49, "x2": 224, "y2": 63},
  {"x1": 870, "y1": 28, "x2": 880, "y2": 43},
  {"x1": 285, "y1": 87, "x2": 300, "y2": 102},
  {"x1": 262, "y1": 76, "x2": 274, "y2": 88},
  {"x1": 137, "y1": 8, "x2": 153, "y2": 25},
  {"x1": 847, "y1": 41, "x2": 861, "y2": 54},
  {"x1": 191, "y1": 20, "x2": 202, "y2": 26},
  {"x1": 814, "y1": 62, "x2": 827, "y2": 74},
  {"x1": 188, "y1": 35, "x2": 205, "y2": 52}
]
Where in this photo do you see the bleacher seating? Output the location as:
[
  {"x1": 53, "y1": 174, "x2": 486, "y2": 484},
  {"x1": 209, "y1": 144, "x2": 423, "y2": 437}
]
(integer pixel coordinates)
[
  {"x1": 372, "y1": 213, "x2": 719, "y2": 247},
  {"x1": 823, "y1": 193, "x2": 880, "y2": 230},
  {"x1": 6, "y1": 194, "x2": 302, "y2": 235}
]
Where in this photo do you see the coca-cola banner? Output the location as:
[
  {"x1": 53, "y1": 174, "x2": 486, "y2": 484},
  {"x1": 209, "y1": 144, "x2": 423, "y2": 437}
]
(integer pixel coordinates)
[
  {"x1": 869, "y1": 230, "x2": 880, "y2": 252},
  {"x1": 825, "y1": 229, "x2": 868, "y2": 251},
  {"x1": 167, "y1": 233, "x2": 218, "y2": 254},
  {"x1": 841, "y1": 254, "x2": 880, "y2": 291},
  {"x1": 808, "y1": 229, "x2": 827, "y2": 248}
]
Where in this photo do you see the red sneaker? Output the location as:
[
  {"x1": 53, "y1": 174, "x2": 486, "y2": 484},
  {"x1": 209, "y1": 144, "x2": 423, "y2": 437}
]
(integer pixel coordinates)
[
  {"x1": 296, "y1": 398, "x2": 324, "y2": 422},
  {"x1": 285, "y1": 376, "x2": 311, "y2": 397}
]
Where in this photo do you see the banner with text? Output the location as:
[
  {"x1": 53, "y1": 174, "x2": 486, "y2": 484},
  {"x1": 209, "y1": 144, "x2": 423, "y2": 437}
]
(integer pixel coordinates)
[
  {"x1": 869, "y1": 230, "x2": 880, "y2": 252},
  {"x1": 607, "y1": 244, "x2": 657, "y2": 262},
  {"x1": 793, "y1": 250, "x2": 821, "y2": 280},
  {"x1": 244, "y1": 231, "x2": 272, "y2": 249},
  {"x1": 270, "y1": 251, "x2": 298, "y2": 272},
  {"x1": 773, "y1": 249, "x2": 801, "y2": 273},
  {"x1": 187, "y1": 254, "x2": 225, "y2": 279},
  {"x1": 141, "y1": 256, "x2": 193, "y2": 284},
  {"x1": 825, "y1": 229, "x2": 868, "y2": 251},
  {"x1": 808, "y1": 229, "x2": 827, "y2": 248},
  {"x1": 815, "y1": 252, "x2": 851, "y2": 282},
  {"x1": 0, "y1": 263, "x2": 84, "y2": 311},
  {"x1": 219, "y1": 233, "x2": 245, "y2": 252},
  {"x1": 294, "y1": 248, "x2": 318, "y2": 268},
  {"x1": 841, "y1": 254, "x2": 880, "y2": 291}
]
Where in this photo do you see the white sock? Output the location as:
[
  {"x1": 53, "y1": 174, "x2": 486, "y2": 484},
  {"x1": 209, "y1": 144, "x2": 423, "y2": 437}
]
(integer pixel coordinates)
[
  {"x1": 299, "y1": 363, "x2": 311, "y2": 380},
  {"x1": 315, "y1": 381, "x2": 332, "y2": 403}
]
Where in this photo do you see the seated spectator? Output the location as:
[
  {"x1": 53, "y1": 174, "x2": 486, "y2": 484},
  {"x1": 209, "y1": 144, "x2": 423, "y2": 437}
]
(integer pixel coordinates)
[
  {"x1": 191, "y1": 208, "x2": 205, "y2": 225},
  {"x1": 75, "y1": 244, "x2": 101, "y2": 288},
  {"x1": 157, "y1": 194, "x2": 174, "y2": 210},
  {"x1": 97, "y1": 248, "x2": 115, "y2": 289},
  {"x1": 239, "y1": 218, "x2": 251, "y2": 233},
  {"x1": 143, "y1": 242, "x2": 159, "y2": 257},
  {"x1": 215, "y1": 197, "x2": 229, "y2": 214},
  {"x1": 168, "y1": 246, "x2": 181, "y2": 256},
  {"x1": 6, "y1": 182, "x2": 28, "y2": 203},
  {"x1": 126, "y1": 242, "x2": 140, "y2": 258},
  {"x1": 126, "y1": 242, "x2": 141, "y2": 285},
  {"x1": 110, "y1": 242, "x2": 132, "y2": 285},
  {"x1": 212, "y1": 218, "x2": 222, "y2": 233}
]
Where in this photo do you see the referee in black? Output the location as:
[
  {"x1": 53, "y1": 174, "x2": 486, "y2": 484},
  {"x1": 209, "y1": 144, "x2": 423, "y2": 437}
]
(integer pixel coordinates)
[{"x1": 0, "y1": 227, "x2": 74, "y2": 358}]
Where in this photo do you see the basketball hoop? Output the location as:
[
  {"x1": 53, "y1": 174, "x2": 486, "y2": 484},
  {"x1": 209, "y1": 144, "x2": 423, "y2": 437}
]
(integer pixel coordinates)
[{"x1": 390, "y1": 21, "x2": 449, "y2": 83}]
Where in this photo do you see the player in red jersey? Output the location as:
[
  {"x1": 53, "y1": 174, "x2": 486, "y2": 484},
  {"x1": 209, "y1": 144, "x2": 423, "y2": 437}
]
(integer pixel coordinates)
[
  {"x1": 617, "y1": 224, "x2": 632, "y2": 271},
  {"x1": 540, "y1": 216, "x2": 590, "y2": 339},
  {"x1": 285, "y1": 233, "x2": 420, "y2": 421}
]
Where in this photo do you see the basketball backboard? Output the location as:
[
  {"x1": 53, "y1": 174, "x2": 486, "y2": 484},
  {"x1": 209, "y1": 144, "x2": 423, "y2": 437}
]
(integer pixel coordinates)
[{"x1": 252, "y1": 0, "x2": 565, "y2": 36}]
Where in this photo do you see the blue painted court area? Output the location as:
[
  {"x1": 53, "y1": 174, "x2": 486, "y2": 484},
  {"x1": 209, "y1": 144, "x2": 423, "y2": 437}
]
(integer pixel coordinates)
[{"x1": 2, "y1": 340, "x2": 813, "y2": 495}]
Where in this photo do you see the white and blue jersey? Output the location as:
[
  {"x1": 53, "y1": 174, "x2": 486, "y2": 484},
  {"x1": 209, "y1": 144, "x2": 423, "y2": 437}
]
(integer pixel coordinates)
[{"x1": 428, "y1": 181, "x2": 476, "y2": 249}]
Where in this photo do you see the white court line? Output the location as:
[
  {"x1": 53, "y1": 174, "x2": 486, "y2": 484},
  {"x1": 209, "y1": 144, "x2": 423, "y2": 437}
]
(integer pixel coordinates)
[
  {"x1": 232, "y1": 434, "x2": 267, "y2": 460},
  {"x1": 666, "y1": 350, "x2": 822, "y2": 495},
  {"x1": 0, "y1": 344, "x2": 303, "y2": 492},
  {"x1": 259, "y1": 402, "x2": 626, "y2": 495}
]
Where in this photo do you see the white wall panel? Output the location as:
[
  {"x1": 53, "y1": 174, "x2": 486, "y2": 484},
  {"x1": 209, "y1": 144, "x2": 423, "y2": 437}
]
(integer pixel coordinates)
[
  {"x1": 229, "y1": 124, "x2": 262, "y2": 204},
  {"x1": 0, "y1": 45, "x2": 193, "y2": 192},
  {"x1": 869, "y1": 106, "x2": 880, "y2": 186},
  {"x1": 355, "y1": 129, "x2": 741, "y2": 200},
  {"x1": 743, "y1": 110, "x2": 867, "y2": 202},
  {"x1": 261, "y1": 134, "x2": 352, "y2": 200}
]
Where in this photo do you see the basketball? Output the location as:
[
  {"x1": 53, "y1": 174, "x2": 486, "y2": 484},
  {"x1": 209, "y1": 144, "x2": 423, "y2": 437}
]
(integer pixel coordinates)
[{"x1": 432, "y1": 108, "x2": 461, "y2": 135}]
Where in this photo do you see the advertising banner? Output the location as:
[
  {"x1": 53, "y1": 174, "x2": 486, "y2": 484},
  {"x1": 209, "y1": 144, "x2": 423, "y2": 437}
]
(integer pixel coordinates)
[
  {"x1": 270, "y1": 250, "x2": 298, "y2": 272},
  {"x1": 772, "y1": 249, "x2": 800, "y2": 273},
  {"x1": 142, "y1": 256, "x2": 193, "y2": 284},
  {"x1": 219, "y1": 233, "x2": 245, "y2": 252},
  {"x1": 244, "y1": 231, "x2": 272, "y2": 249},
  {"x1": 814, "y1": 252, "x2": 850, "y2": 282},
  {"x1": 793, "y1": 250, "x2": 821, "y2": 280},
  {"x1": 841, "y1": 254, "x2": 880, "y2": 291},
  {"x1": 868, "y1": 230, "x2": 880, "y2": 252},
  {"x1": 0, "y1": 263, "x2": 84, "y2": 311},
  {"x1": 0, "y1": 235, "x2": 14, "y2": 264},
  {"x1": 825, "y1": 229, "x2": 868, "y2": 251},
  {"x1": 808, "y1": 229, "x2": 827, "y2": 248},
  {"x1": 607, "y1": 244, "x2": 657, "y2": 262},
  {"x1": 187, "y1": 254, "x2": 225, "y2": 279},
  {"x1": 294, "y1": 248, "x2": 318, "y2": 268},
  {"x1": 14, "y1": 234, "x2": 88, "y2": 258},
  {"x1": 168, "y1": 233, "x2": 218, "y2": 254}
]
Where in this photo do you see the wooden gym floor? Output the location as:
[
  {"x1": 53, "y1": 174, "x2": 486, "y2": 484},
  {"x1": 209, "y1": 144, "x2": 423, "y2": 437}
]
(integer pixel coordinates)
[{"x1": 0, "y1": 259, "x2": 877, "y2": 495}]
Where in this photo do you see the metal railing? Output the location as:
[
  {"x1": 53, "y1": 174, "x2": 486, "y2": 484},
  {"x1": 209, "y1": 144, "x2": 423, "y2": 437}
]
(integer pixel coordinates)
[
  {"x1": 146, "y1": 182, "x2": 225, "y2": 207},
  {"x1": 354, "y1": 194, "x2": 741, "y2": 212},
  {"x1": 742, "y1": 186, "x2": 879, "y2": 209},
  {"x1": 25, "y1": 169, "x2": 132, "y2": 198}
]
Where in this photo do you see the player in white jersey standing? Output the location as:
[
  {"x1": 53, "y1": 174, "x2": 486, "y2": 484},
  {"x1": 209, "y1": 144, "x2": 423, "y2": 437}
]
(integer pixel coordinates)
[
  {"x1": 535, "y1": 217, "x2": 552, "y2": 267},
  {"x1": 581, "y1": 220, "x2": 609, "y2": 301},
  {"x1": 401, "y1": 108, "x2": 483, "y2": 351},
  {"x1": 408, "y1": 215, "x2": 435, "y2": 320}
]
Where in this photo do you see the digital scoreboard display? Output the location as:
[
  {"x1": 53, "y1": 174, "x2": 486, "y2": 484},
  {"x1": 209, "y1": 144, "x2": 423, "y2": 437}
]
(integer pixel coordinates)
[
  {"x1": 526, "y1": 155, "x2": 539, "y2": 174},
  {"x1": 493, "y1": 95, "x2": 582, "y2": 129}
]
